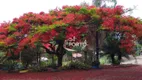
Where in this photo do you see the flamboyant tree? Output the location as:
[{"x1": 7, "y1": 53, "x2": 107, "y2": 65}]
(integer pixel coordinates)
[
  {"x1": 92, "y1": 0, "x2": 141, "y2": 65},
  {"x1": 0, "y1": 5, "x2": 142, "y2": 67}
]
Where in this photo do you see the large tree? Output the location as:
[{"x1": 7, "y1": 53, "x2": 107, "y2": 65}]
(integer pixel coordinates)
[{"x1": 0, "y1": 5, "x2": 142, "y2": 67}]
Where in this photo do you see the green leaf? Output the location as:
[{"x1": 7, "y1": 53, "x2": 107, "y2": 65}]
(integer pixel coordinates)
[
  {"x1": 37, "y1": 25, "x2": 50, "y2": 33},
  {"x1": 73, "y1": 46, "x2": 82, "y2": 52},
  {"x1": 91, "y1": 14, "x2": 100, "y2": 19},
  {"x1": 64, "y1": 7, "x2": 77, "y2": 13},
  {"x1": 8, "y1": 26, "x2": 16, "y2": 32},
  {"x1": 66, "y1": 50, "x2": 72, "y2": 56},
  {"x1": 89, "y1": 8, "x2": 96, "y2": 15},
  {"x1": 78, "y1": 8, "x2": 89, "y2": 14},
  {"x1": 48, "y1": 25, "x2": 56, "y2": 30}
]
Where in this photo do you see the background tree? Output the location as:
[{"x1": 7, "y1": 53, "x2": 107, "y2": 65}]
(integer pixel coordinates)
[{"x1": 92, "y1": 0, "x2": 117, "y2": 7}]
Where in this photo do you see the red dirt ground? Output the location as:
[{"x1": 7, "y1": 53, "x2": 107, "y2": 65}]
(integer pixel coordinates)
[{"x1": 0, "y1": 65, "x2": 142, "y2": 80}]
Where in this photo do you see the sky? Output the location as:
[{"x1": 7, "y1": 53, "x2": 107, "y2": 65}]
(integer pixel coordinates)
[{"x1": 0, "y1": 0, "x2": 141, "y2": 23}]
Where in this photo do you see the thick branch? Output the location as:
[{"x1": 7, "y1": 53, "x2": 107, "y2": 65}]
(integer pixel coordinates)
[{"x1": 41, "y1": 46, "x2": 56, "y2": 54}]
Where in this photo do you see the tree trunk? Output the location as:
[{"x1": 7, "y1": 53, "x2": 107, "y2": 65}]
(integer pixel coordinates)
[
  {"x1": 57, "y1": 55, "x2": 63, "y2": 67},
  {"x1": 56, "y1": 40, "x2": 65, "y2": 67},
  {"x1": 38, "y1": 52, "x2": 41, "y2": 67},
  {"x1": 37, "y1": 52, "x2": 39, "y2": 66},
  {"x1": 51, "y1": 54, "x2": 55, "y2": 65},
  {"x1": 117, "y1": 53, "x2": 122, "y2": 65},
  {"x1": 84, "y1": 51, "x2": 87, "y2": 63},
  {"x1": 111, "y1": 54, "x2": 115, "y2": 65}
]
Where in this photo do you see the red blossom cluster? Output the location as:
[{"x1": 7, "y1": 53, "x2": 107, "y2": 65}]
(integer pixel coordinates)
[
  {"x1": 119, "y1": 32, "x2": 135, "y2": 53},
  {"x1": 0, "y1": 5, "x2": 141, "y2": 56},
  {"x1": 99, "y1": 7, "x2": 142, "y2": 53}
]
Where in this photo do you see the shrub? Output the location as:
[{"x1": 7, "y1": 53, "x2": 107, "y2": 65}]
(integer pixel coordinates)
[{"x1": 60, "y1": 61, "x2": 91, "y2": 70}]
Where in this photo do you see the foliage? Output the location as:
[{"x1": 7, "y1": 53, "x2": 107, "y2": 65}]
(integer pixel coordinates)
[
  {"x1": 60, "y1": 61, "x2": 91, "y2": 70},
  {"x1": 100, "y1": 54, "x2": 110, "y2": 65},
  {"x1": 30, "y1": 61, "x2": 48, "y2": 72},
  {"x1": 46, "y1": 54, "x2": 57, "y2": 68},
  {"x1": 0, "y1": 51, "x2": 6, "y2": 64},
  {"x1": 40, "y1": 61, "x2": 48, "y2": 67},
  {"x1": 0, "y1": 51, "x2": 5, "y2": 57},
  {"x1": 21, "y1": 47, "x2": 37, "y2": 69},
  {"x1": 135, "y1": 42, "x2": 142, "y2": 55},
  {"x1": 102, "y1": 33, "x2": 130, "y2": 65},
  {"x1": 0, "y1": 5, "x2": 142, "y2": 67},
  {"x1": 103, "y1": 33, "x2": 121, "y2": 54},
  {"x1": 2, "y1": 60, "x2": 23, "y2": 71}
]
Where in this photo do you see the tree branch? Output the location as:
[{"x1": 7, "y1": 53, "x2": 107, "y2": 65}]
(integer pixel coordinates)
[{"x1": 41, "y1": 46, "x2": 56, "y2": 54}]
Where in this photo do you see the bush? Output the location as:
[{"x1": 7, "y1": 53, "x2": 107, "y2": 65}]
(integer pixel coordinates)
[
  {"x1": 60, "y1": 61, "x2": 91, "y2": 70},
  {"x1": 100, "y1": 55, "x2": 110, "y2": 65},
  {"x1": 2, "y1": 60, "x2": 24, "y2": 71},
  {"x1": 40, "y1": 61, "x2": 48, "y2": 67}
]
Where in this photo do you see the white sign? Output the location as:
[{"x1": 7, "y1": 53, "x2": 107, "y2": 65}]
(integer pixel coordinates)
[
  {"x1": 72, "y1": 53, "x2": 82, "y2": 58},
  {"x1": 63, "y1": 37, "x2": 87, "y2": 52}
]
